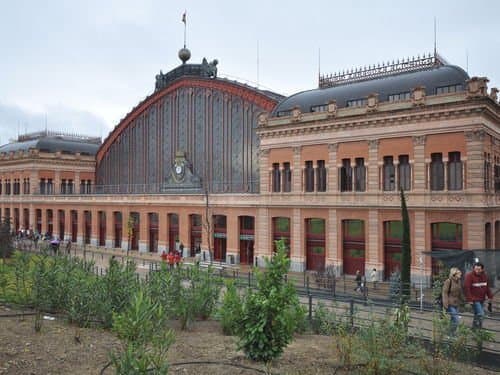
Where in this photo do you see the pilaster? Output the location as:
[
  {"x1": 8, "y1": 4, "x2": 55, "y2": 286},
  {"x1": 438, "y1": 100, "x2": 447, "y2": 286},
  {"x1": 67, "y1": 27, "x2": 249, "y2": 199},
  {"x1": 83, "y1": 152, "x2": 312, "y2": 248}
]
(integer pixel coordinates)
[
  {"x1": 292, "y1": 147, "x2": 302, "y2": 192},
  {"x1": 328, "y1": 143, "x2": 338, "y2": 192},
  {"x1": 412, "y1": 135, "x2": 426, "y2": 191},
  {"x1": 290, "y1": 208, "x2": 304, "y2": 271},
  {"x1": 368, "y1": 140, "x2": 379, "y2": 192},
  {"x1": 465, "y1": 130, "x2": 485, "y2": 192}
]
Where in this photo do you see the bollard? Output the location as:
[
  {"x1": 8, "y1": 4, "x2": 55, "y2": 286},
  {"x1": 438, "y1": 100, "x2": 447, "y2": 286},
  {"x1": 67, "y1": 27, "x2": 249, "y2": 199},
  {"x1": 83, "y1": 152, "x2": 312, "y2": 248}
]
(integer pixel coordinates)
[
  {"x1": 308, "y1": 294, "x2": 313, "y2": 323},
  {"x1": 350, "y1": 299, "x2": 354, "y2": 328},
  {"x1": 248, "y1": 271, "x2": 251, "y2": 287},
  {"x1": 306, "y1": 275, "x2": 310, "y2": 295}
]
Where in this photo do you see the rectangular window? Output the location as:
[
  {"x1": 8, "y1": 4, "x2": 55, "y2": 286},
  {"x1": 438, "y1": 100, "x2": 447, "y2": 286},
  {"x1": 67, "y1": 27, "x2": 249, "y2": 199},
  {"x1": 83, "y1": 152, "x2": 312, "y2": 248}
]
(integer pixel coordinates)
[
  {"x1": 436, "y1": 84, "x2": 463, "y2": 95},
  {"x1": 47, "y1": 179, "x2": 53, "y2": 194},
  {"x1": 68, "y1": 180, "x2": 73, "y2": 194},
  {"x1": 316, "y1": 160, "x2": 326, "y2": 192},
  {"x1": 310, "y1": 104, "x2": 328, "y2": 112},
  {"x1": 39, "y1": 178, "x2": 46, "y2": 195},
  {"x1": 388, "y1": 92, "x2": 411, "y2": 102},
  {"x1": 383, "y1": 156, "x2": 395, "y2": 191},
  {"x1": 430, "y1": 153, "x2": 444, "y2": 191},
  {"x1": 398, "y1": 155, "x2": 411, "y2": 191},
  {"x1": 448, "y1": 151, "x2": 462, "y2": 191},
  {"x1": 282, "y1": 162, "x2": 292, "y2": 192},
  {"x1": 272, "y1": 163, "x2": 281, "y2": 192},
  {"x1": 346, "y1": 98, "x2": 367, "y2": 108},
  {"x1": 495, "y1": 158, "x2": 500, "y2": 192},
  {"x1": 354, "y1": 158, "x2": 365, "y2": 192},
  {"x1": 340, "y1": 159, "x2": 352, "y2": 192},
  {"x1": 305, "y1": 160, "x2": 314, "y2": 192},
  {"x1": 484, "y1": 152, "x2": 492, "y2": 192}
]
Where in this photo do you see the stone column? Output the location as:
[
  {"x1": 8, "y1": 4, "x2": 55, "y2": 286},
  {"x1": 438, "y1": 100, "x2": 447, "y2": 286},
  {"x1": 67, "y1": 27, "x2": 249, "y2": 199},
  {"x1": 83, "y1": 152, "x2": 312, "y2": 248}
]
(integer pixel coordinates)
[
  {"x1": 90, "y1": 208, "x2": 99, "y2": 246},
  {"x1": 465, "y1": 130, "x2": 485, "y2": 193},
  {"x1": 327, "y1": 208, "x2": 340, "y2": 274},
  {"x1": 368, "y1": 140, "x2": 379, "y2": 192},
  {"x1": 292, "y1": 147, "x2": 302, "y2": 192},
  {"x1": 54, "y1": 170, "x2": 61, "y2": 195},
  {"x1": 413, "y1": 211, "x2": 428, "y2": 286},
  {"x1": 138, "y1": 211, "x2": 147, "y2": 253},
  {"x1": 328, "y1": 143, "x2": 338, "y2": 192},
  {"x1": 158, "y1": 211, "x2": 167, "y2": 253},
  {"x1": 367, "y1": 210, "x2": 379, "y2": 273},
  {"x1": 291, "y1": 208, "x2": 303, "y2": 271},
  {"x1": 259, "y1": 149, "x2": 270, "y2": 193},
  {"x1": 105, "y1": 210, "x2": 114, "y2": 248},
  {"x1": 179, "y1": 212, "x2": 190, "y2": 256},
  {"x1": 467, "y1": 212, "x2": 485, "y2": 249},
  {"x1": 30, "y1": 170, "x2": 38, "y2": 194},
  {"x1": 121, "y1": 209, "x2": 129, "y2": 252},
  {"x1": 412, "y1": 136, "x2": 426, "y2": 191},
  {"x1": 255, "y1": 207, "x2": 269, "y2": 266}
]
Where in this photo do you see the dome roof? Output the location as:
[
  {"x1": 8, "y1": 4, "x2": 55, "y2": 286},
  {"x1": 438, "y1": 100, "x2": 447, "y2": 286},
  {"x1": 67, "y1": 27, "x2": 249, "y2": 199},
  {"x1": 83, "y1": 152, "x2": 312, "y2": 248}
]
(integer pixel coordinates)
[
  {"x1": 0, "y1": 133, "x2": 100, "y2": 156},
  {"x1": 272, "y1": 64, "x2": 469, "y2": 116}
]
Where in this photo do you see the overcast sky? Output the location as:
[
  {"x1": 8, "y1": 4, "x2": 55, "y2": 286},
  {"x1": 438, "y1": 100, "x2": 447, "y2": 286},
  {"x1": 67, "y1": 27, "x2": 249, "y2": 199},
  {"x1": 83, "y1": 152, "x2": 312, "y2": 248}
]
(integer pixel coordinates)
[{"x1": 1, "y1": 0, "x2": 499, "y2": 145}]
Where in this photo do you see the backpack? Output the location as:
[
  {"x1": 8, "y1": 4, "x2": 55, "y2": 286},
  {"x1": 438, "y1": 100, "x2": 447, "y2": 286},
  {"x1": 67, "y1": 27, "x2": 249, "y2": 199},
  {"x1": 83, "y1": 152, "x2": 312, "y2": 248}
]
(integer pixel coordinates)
[{"x1": 435, "y1": 278, "x2": 452, "y2": 310}]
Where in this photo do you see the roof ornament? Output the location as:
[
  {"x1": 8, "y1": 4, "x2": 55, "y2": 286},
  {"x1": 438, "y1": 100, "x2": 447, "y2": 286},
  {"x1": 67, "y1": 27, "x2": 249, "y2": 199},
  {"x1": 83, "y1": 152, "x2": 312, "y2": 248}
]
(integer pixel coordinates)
[
  {"x1": 178, "y1": 11, "x2": 191, "y2": 64},
  {"x1": 318, "y1": 52, "x2": 445, "y2": 89}
]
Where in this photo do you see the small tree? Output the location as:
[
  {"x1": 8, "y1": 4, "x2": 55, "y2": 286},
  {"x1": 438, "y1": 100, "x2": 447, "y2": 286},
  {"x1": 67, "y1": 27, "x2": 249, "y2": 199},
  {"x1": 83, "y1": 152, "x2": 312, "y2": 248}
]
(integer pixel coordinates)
[
  {"x1": 400, "y1": 188, "x2": 411, "y2": 303},
  {"x1": 237, "y1": 239, "x2": 300, "y2": 365},
  {"x1": 0, "y1": 217, "x2": 14, "y2": 260}
]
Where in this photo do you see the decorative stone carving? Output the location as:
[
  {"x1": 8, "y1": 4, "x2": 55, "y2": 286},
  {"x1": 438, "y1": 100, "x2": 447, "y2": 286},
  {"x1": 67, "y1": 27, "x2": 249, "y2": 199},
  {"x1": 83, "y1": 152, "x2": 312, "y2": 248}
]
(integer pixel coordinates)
[
  {"x1": 490, "y1": 87, "x2": 498, "y2": 102},
  {"x1": 258, "y1": 112, "x2": 269, "y2": 127},
  {"x1": 466, "y1": 77, "x2": 489, "y2": 98},
  {"x1": 368, "y1": 139, "x2": 379, "y2": 150},
  {"x1": 366, "y1": 93, "x2": 379, "y2": 112},
  {"x1": 328, "y1": 143, "x2": 338, "y2": 152},
  {"x1": 412, "y1": 135, "x2": 426, "y2": 146},
  {"x1": 292, "y1": 106, "x2": 301, "y2": 122},
  {"x1": 162, "y1": 150, "x2": 202, "y2": 192},
  {"x1": 327, "y1": 100, "x2": 337, "y2": 116},
  {"x1": 411, "y1": 86, "x2": 426, "y2": 106},
  {"x1": 293, "y1": 146, "x2": 301, "y2": 156},
  {"x1": 465, "y1": 129, "x2": 485, "y2": 142}
]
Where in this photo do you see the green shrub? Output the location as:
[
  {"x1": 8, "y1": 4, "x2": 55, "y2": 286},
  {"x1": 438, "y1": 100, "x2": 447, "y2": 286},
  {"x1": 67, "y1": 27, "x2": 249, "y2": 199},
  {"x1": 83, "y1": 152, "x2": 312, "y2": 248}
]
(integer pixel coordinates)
[
  {"x1": 311, "y1": 302, "x2": 337, "y2": 335},
  {"x1": 111, "y1": 290, "x2": 174, "y2": 374},
  {"x1": 218, "y1": 279, "x2": 243, "y2": 335},
  {"x1": 236, "y1": 239, "x2": 301, "y2": 363}
]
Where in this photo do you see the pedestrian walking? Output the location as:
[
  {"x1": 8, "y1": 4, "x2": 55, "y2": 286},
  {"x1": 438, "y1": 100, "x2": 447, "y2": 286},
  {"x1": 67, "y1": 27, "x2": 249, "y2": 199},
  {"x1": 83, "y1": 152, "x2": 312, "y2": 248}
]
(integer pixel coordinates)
[
  {"x1": 464, "y1": 262, "x2": 493, "y2": 329},
  {"x1": 370, "y1": 268, "x2": 377, "y2": 290},
  {"x1": 442, "y1": 267, "x2": 464, "y2": 334},
  {"x1": 354, "y1": 270, "x2": 363, "y2": 292}
]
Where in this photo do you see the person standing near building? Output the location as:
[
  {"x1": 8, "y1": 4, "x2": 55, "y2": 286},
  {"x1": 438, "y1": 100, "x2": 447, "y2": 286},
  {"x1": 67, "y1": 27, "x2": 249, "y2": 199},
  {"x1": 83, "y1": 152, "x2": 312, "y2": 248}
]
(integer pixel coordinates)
[
  {"x1": 464, "y1": 262, "x2": 493, "y2": 329},
  {"x1": 442, "y1": 267, "x2": 464, "y2": 334},
  {"x1": 370, "y1": 268, "x2": 377, "y2": 290},
  {"x1": 354, "y1": 270, "x2": 362, "y2": 292}
]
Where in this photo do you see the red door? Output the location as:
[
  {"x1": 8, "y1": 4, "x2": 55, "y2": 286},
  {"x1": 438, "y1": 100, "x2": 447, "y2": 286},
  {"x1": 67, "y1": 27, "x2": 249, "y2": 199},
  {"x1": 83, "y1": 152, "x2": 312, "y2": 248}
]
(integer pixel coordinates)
[{"x1": 342, "y1": 220, "x2": 365, "y2": 275}]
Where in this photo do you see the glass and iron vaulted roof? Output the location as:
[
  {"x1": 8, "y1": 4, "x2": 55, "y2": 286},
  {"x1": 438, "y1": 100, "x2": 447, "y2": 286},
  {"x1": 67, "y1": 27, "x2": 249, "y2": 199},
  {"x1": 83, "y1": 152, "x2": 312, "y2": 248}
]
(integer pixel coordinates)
[
  {"x1": 272, "y1": 54, "x2": 470, "y2": 116},
  {"x1": 0, "y1": 130, "x2": 101, "y2": 155}
]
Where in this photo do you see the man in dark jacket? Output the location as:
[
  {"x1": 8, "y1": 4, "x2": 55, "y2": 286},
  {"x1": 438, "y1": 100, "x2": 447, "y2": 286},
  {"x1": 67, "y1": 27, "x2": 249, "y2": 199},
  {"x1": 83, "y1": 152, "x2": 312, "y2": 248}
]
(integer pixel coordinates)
[{"x1": 464, "y1": 262, "x2": 493, "y2": 329}]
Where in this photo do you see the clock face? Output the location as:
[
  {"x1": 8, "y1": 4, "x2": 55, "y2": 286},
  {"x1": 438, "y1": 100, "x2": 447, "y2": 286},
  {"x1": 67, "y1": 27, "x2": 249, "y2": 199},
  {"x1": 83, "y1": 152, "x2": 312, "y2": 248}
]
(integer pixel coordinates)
[{"x1": 175, "y1": 165, "x2": 183, "y2": 174}]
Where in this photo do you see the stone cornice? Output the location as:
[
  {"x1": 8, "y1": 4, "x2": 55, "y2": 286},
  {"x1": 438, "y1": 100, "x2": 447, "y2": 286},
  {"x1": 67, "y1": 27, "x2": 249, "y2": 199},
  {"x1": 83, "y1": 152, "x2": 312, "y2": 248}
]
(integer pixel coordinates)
[{"x1": 258, "y1": 96, "x2": 500, "y2": 140}]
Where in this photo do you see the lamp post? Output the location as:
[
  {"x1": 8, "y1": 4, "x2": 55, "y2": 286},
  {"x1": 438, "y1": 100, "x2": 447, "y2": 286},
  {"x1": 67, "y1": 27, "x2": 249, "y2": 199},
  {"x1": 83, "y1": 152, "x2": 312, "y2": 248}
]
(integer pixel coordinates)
[{"x1": 419, "y1": 255, "x2": 424, "y2": 312}]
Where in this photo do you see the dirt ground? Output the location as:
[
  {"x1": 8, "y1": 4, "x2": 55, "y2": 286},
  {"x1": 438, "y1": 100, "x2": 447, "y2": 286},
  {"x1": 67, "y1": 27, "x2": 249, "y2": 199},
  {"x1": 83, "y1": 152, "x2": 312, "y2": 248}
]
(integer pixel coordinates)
[{"x1": 0, "y1": 305, "x2": 497, "y2": 375}]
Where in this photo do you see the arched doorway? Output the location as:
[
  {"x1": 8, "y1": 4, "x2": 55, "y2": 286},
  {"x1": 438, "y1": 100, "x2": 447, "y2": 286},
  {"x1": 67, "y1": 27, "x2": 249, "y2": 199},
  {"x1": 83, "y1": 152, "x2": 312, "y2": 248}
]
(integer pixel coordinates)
[
  {"x1": 383, "y1": 221, "x2": 402, "y2": 280},
  {"x1": 129, "y1": 212, "x2": 140, "y2": 251},
  {"x1": 58, "y1": 210, "x2": 65, "y2": 241},
  {"x1": 342, "y1": 219, "x2": 365, "y2": 275},
  {"x1": 83, "y1": 211, "x2": 91, "y2": 245},
  {"x1": 98, "y1": 211, "x2": 106, "y2": 246},
  {"x1": 239, "y1": 216, "x2": 254, "y2": 264},
  {"x1": 168, "y1": 213, "x2": 179, "y2": 252},
  {"x1": 148, "y1": 213, "x2": 158, "y2": 253},
  {"x1": 431, "y1": 222, "x2": 462, "y2": 275},
  {"x1": 113, "y1": 212, "x2": 122, "y2": 248},
  {"x1": 70, "y1": 210, "x2": 77, "y2": 242},
  {"x1": 190, "y1": 214, "x2": 202, "y2": 257},
  {"x1": 272, "y1": 217, "x2": 290, "y2": 256},
  {"x1": 306, "y1": 218, "x2": 325, "y2": 271},
  {"x1": 213, "y1": 215, "x2": 227, "y2": 261}
]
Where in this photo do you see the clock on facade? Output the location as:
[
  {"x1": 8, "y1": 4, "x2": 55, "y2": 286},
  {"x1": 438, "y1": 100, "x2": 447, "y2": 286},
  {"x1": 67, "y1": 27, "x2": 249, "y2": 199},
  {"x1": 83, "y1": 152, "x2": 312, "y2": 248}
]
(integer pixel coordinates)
[{"x1": 175, "y1": 165, "x2": 183, "y2": 174}]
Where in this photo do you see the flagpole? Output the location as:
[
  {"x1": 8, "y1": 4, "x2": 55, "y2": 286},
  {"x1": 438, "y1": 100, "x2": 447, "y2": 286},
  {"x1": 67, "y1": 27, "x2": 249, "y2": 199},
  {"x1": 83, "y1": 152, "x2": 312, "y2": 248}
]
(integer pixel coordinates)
[{"x1": 183, "y1": 11, "x2": 187, "y2": 48}]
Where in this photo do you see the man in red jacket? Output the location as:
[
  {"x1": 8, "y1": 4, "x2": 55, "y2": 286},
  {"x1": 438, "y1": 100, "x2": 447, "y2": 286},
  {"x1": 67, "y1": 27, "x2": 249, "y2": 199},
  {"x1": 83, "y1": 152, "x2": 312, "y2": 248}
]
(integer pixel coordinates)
[{"x1": 463, "y1": 262, "x2": 493, "y2": 329}]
